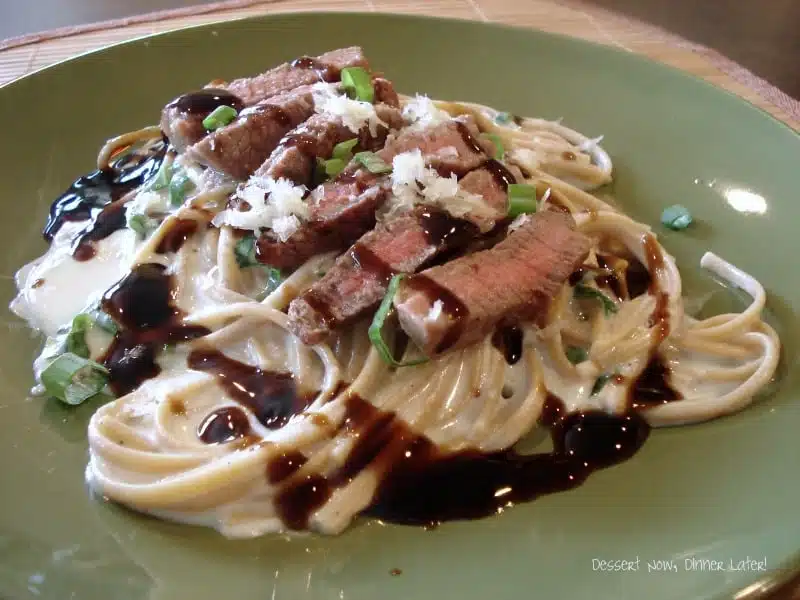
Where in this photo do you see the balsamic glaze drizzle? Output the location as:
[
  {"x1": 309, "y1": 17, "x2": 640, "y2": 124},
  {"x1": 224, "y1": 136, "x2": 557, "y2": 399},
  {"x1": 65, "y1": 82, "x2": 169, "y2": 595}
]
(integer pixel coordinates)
[
  {"x1": 100, "y1": 263, "x2": 209, "y2": 395},
  {"x1": 188, "y1": 348, "x2": 313, "y2": 430},
  {"x1": 167, "y1": 88, "x2": 244, "y2": 115},
  {"x1": 44, "y1": 139, "x2": 167, "y2": 257},
  {"x1": 491, "y1": 325, "x2": 524, "y2": 365},
  {"x1": 272, "y1": 393, "x2": 649, "y2": 529}
]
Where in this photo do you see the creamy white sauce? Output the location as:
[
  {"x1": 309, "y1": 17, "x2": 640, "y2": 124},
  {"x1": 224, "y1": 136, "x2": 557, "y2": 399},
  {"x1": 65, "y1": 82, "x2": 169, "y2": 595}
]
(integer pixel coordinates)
[{"x1": 10, "y1": 223, "x2": 139, "y2": 337}]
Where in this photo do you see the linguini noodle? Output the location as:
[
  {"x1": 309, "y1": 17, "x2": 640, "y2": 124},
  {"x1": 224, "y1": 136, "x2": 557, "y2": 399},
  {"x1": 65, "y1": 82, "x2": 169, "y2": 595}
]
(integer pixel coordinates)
[{"x1": 12, "y1": 95, "x2": 780, "y2": 537}]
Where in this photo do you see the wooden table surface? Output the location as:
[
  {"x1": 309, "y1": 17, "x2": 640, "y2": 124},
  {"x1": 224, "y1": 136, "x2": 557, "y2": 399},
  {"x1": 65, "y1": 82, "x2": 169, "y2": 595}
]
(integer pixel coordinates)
[{"x1": 1, "y1": 0, "x2": 798, "y2": 99}]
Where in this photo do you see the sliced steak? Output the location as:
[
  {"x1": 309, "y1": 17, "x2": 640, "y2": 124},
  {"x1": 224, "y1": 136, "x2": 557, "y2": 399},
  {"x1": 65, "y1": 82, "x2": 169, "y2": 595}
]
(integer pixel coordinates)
[
  {"x1": 226, "y1": 47, "x2": 368, "y2": 105},
  {"x1": 160, "y1": 89, "x2": 245, "y2": 153},
  {"x1": 287, "y1": 208, "x2": 479, "y2": 345},
  {"x1": 373, "y1": 77, "x2": 400, "y2": 108},
  {"x1": 394, "y1": 211, "x2": 591, "y2": 356},
  {"x1": 160, "y1": 47, "x2": 367, "y2": 152},
  {"x1": 256, "y1": 169, "x2": 389, "y2": 269},
  {"x1": 256, "y1": 116, "x2": 489, "y2": 270},
  {"x1": 382, "y1": 115, "x2": 488, "y2": 177},
  {"x1": 184, "y1": 86, "x2": 317, "y2": 180},
  {"x1": 254, "y1": 104, "x2": 405, "y2": 185}
]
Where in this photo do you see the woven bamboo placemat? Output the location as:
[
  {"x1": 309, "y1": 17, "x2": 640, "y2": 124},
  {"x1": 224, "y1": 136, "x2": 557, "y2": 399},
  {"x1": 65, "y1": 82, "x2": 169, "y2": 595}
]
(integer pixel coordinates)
[{"x1": 1, "y1": 0, "x2": 798, "y2": 131}]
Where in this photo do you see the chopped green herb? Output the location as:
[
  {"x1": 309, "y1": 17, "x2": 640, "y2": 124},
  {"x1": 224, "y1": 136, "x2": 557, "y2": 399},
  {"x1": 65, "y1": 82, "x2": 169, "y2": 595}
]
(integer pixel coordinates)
[
  {"x1": 495, "y1": 112, "x2": 513, "y2": 125},
  {"x1": 257, "y1": 268, "x2": 283, "y2": 300},
  {"x1": 323, "y1": 157, "x2": 347, "y2": 178},
  {"x1": 591, "y1": 373, "x2": 614, "y2": 396},
  {"x1": 574, "y1": 283, "x2": 618, "y2": 316},
  {"x1": 127, "y1": 212, "x2": 158, "y2": 239},
  {"x1": 507, "y1": 183, "x2": 538, "y2": 217},
  {"x1": 368, "y1": 274, "x2": 428, "y2": 367},
  {"x1": 354, "y1": 151, "x2": 392, "y2": 174},
  {"x1": 332, "y1": 138, "x2": 359, "y2": 161},
  {"x1": 340, "y1": 67, "x2": 374, "y2": 103},
  {"x1": 41, "y1": 352, "x2": 108, "y2": 406},
  {"x1": 88, "y1": 308, "x2": 118, "y2": 334},
  {"x1": 483, "y1": 133, "x2": 505, "y2": 160},
  {"x1": 202, "y1": 105, "x2": 238, "y2": 131},
  {"x1": 168, "y1": 171, "x2": 193, "y2": 207},
  {"x1": 565, "y1": 345, "x2": 589, "y2": 364},
  {"x1": 234, "y1": 233, "x2": 259, "y2": 268},
  {"x1": 149, "y1": 161, "x2": 174, "y2": 191},
  {"x1": 661, "y1": 204, "x2": 693, "y2": 230},
  {"x1": 65, "y1": 314, "x2": 92, "y2": 359}
]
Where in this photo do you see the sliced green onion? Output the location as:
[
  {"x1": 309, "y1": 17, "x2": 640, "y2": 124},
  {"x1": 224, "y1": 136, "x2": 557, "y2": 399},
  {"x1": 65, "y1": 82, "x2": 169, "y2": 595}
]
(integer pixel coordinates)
[
  {"x1": 484, "y1": 133, "x2": 505, "y2": 160},
  {"x1": 507, "y1": 183, "x2": 538, "y2": 217},
  {"x1": 565, "y1": 345, "x2": 588, "y2": 364},
  {"x1": 234, "y1": 233, "x2": 259, "y2": 268},
  {"x1": 127, "y1": 212, "x2": 158, "y2": 239},
  {"x1": 495, "y1": 112, "x2": 513, "y2": 125},
  {"x1": 257, "y1": 268, "x2": 283, "y2": 300},
  {"x1": 368, "y1": 274, "x2": 428, "y2": 367},
  {"x1": 41, "y1": 353, "x2": 109, "y2": 406},
  {"x1": 591, "y1": 373, "x2": 614, "y2": 396},
  {"x1": 354, "y1": 151, "x2": 392, "y2": 174},
  {"x1": 65, "y1": 314, "x2": 92, "y2": 359},
  {"x1": 323, "y1": 158, "x2": 347, "y2": 178},
  {"x1": 332, "y1": 138, "x2": 358, "y2": 160},
  {"x1": 168, "y1": 171, "x2": 193, "y2": 207},
  {"x1": 149, "y1": 161, "x2": 174, "y2": 191},
  {"x1": 340, "y1": 67, "x2": 374, "y2": 103},
  {"x1": 202, "y1": 105, "x2": 238, "y2": 131},
  {"x1": 88, "y1": 308, "x2": 118, "y2": 334},
  {"x1": 574, "y1": 283, "x2": 618, "y2": 316},
  {"x1": 661, "y1": 204, "x2": 693, "y2": 230}
]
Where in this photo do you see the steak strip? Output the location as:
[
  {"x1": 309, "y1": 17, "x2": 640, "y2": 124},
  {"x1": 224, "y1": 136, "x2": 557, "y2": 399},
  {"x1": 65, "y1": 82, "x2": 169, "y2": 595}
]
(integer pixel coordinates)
[
  {"x1": 394, "y1": 211, "x2": 591, "y2": 356},
  {"x1": 184, "y1": 85, "x2": 318, "y2": 180},
  {"x1": 257, "y1": 116, "x2": 490, "y2": 270},
  {"x1": 254, "y1": 101, "x2": 405, "y2": 186},
  {"x1": 160, "y1": 47, "x2": 368, "y2": 151},
  {"x1": 288, "y1": 207, "x2": 480, "y2": 344}
]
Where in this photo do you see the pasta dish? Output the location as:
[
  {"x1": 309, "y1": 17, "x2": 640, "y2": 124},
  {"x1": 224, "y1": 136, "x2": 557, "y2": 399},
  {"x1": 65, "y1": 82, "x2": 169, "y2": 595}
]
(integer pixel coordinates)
[{"x1": 10, "y1": 47, "x2": 780, "y2": 537}]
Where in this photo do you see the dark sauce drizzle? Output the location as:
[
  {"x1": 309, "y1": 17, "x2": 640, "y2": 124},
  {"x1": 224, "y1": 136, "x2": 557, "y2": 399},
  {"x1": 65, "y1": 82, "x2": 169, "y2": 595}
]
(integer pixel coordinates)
[
  {"x1": 273, "y1": 392, "x2": 650, "y2": 530},
  {"x1": 188, "y1": 348, "x2": 314, "y2": 430},
  {"x1": 100, "y1": 263, "x2": 209, "y2": 395},
  {"x1": 484, "y1": 159, "x2": 517, "y2": 191},
  {"x1": 454, "y1": 121, "x2": 484, "y2": 155},
  {"x1": 44, "y1": 138, "x2": 167, "y2": 259},
  {"x1": 291, "y1": 56, "x2": 340, "y2": 82},
  {"x1": 155, "y1": 218, "x2": 199, "y2": 254},
  {"x1": 252, "y1": 104, "x2": 291, "y2": 128},
  {"x1": 198, "y1": 406, "x2": 252, "y2": 444},
  {"x1": 167, "y1": 88, "x2": 245, "y2": 115},
  {"x1": 418, "y1": 209, "x2": 478, "y2": 248},
  {"x1": 267, "y1": 450, "x2": 309, "y2": 484},
  {"x1": 629, "y1": 356, "x2": 682, "y2": 408},
  {"x1": 491, "y1": 325, "x2": 523, "y2": 365}
]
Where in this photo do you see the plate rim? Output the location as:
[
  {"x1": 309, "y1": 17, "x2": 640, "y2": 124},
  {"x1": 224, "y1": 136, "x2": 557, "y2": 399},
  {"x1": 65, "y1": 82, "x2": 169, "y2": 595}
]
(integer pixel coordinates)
[{"x1": 2, "y1": 10, "x2": 799, "y2": 600}]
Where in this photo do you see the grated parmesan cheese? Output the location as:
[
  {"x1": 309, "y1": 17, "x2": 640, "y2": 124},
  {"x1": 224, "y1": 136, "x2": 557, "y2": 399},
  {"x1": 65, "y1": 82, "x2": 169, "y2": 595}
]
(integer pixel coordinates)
[
  {"x1": 125, "y1": 190, "x2": 168, "y2": 218},
  {"x1": 389, "y1": 149, "x2": 495, "y2": 227},
  {"x1": 425, "y1": 299, "x2": 444, "y2": 323},
  {"x1": 401, "y1": 95, "x2": 452, "y2": 130},
  {"x1": 212, "y1": 177, "x2": 309, "y2": 242},
  {"x1": 312, "y1": 83, "x2": 386, "y2": 136},
  {"x1": 508, "y1": 213, "x2": 532, "y2": 233}
]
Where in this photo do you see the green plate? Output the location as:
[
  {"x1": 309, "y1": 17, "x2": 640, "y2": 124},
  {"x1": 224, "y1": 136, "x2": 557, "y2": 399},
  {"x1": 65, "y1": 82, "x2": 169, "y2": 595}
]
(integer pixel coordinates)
[{"x1": 1, "y1": 12, "x2": 799, "y2": 600}]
